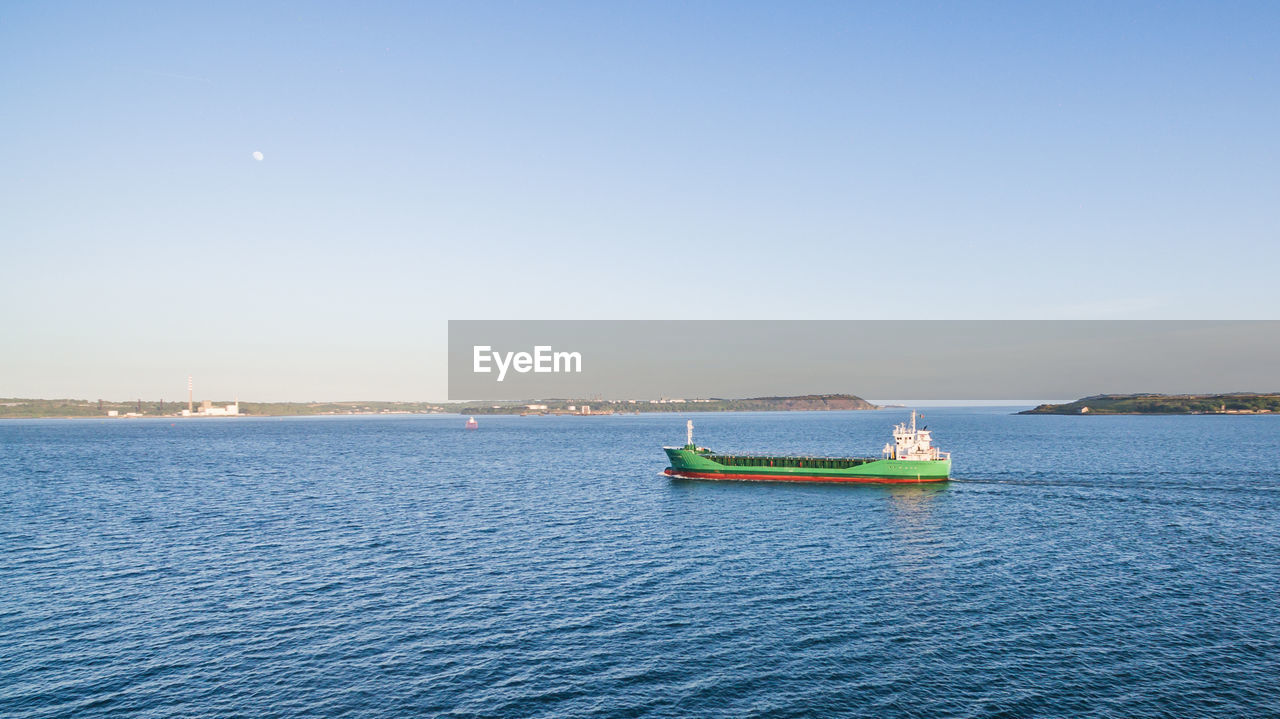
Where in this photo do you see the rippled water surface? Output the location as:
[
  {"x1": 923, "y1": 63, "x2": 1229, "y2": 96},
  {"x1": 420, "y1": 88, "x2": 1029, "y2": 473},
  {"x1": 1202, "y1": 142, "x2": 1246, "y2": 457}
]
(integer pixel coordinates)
[{"x1": 3, "y1": 409, "x2": 1279, "y2": 717}]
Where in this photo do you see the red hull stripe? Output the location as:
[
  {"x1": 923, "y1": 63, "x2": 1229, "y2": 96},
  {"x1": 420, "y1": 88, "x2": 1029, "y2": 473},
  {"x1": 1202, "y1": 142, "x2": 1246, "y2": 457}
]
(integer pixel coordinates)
[{"x1": 664, "y1": 468, "x2": 947, "y2": 484}]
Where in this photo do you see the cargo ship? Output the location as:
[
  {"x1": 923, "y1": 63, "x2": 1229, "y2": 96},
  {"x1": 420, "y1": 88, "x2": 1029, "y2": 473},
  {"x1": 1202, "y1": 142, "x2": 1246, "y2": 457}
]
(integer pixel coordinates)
[{"x1": 663, "y1": 412, "x2": 951, "y2": 483}]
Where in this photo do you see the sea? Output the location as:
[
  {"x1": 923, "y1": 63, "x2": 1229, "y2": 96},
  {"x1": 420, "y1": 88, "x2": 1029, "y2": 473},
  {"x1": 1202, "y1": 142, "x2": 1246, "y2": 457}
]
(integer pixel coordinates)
[{"x1": 2, "y1": 408, "x2": 1278, "y2": 718}]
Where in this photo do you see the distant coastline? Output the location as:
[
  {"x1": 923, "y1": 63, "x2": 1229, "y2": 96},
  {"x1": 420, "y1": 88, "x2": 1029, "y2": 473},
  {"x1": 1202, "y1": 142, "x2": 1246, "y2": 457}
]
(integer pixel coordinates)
[
  {"x1": 14, "y1": 393, "x2": 1279, "y2": 419},
  {"x1": 0, "y1": 394, "x2": 878, "y2": 419},
  {"x1": 1020, "y1": 394, "x2": 1280, "y2": 415},
  {"x1": 455, "y1": 394, "x2": 877, "y2": 416},
  {"x1": 0, "y1": 399, "x2": 450, "y2": 420}
]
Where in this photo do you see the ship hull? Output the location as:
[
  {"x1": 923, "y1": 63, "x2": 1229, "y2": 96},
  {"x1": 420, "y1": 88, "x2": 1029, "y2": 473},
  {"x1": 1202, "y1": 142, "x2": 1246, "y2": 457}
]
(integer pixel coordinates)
[
  {"x1": 664, "y1": 468, "x2": 947, "y2": 483},
  {"x1": 663, "y1": 447, "x2": 950, "y2": 483}
]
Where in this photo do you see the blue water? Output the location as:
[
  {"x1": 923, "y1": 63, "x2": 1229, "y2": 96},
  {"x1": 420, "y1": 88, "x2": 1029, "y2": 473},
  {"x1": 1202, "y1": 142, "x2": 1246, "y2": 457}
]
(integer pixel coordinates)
[{"x1": 2, "y1": 409, "x2": 1279, "y2": 717}]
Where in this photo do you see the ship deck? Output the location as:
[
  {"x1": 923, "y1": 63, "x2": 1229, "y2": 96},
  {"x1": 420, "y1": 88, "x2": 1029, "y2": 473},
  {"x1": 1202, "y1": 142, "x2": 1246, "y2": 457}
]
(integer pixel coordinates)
[{"x1": 700, "y1": 453, "x2": 878, "y2": 469}]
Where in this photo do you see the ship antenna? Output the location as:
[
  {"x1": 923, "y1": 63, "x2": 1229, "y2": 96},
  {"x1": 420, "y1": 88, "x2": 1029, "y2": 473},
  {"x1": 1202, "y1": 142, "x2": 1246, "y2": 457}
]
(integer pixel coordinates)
[
  {"x1": 687, "y1": 419, "x2": 694, "y2": 447},
  {"x1": 911, "y1": 410, "x2": 917, "y2": 434}
]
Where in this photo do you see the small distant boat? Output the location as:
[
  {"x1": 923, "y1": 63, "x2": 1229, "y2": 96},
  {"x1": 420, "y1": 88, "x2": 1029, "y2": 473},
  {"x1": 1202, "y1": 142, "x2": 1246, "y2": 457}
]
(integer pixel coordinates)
[
  {"x1": 663, "y1": 412, "x2": 950, "y2": 483},
  {"x1": 464, "y1": 416, "x2": 479, "y2": 430}
]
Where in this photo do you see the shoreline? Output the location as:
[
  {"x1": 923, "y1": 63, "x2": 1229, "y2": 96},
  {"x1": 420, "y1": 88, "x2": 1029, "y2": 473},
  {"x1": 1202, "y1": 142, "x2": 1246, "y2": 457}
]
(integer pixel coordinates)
[{"x1": 0, "y1": 407, "x2": 897, "y2": 420}]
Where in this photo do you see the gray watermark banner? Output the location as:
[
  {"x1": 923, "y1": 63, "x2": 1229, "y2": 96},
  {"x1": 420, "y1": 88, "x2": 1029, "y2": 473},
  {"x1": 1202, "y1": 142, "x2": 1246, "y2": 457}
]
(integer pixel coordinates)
[{"x1": 447, "y1": 320, "x2": 1280, "y2": 401}]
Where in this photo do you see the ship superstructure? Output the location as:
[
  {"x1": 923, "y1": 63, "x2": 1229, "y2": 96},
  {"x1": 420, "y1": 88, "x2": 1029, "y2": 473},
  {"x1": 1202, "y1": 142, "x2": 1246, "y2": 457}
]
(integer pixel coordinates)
[{"x1": 883, "y1": 411, "x2": 945, "y2": 461}]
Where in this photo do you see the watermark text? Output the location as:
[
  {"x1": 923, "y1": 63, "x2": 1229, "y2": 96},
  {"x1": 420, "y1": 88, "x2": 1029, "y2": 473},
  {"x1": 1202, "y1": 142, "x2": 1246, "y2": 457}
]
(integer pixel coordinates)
[{"x1": 473, "y1": 345, "x2": 582, "y2": 382}]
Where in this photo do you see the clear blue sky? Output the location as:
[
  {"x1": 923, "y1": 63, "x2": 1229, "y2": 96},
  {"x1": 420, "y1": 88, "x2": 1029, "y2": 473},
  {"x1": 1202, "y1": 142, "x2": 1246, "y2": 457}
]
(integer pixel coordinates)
[{"x1": 2, "y1": 1, "x2": 1277, "y2": 400}]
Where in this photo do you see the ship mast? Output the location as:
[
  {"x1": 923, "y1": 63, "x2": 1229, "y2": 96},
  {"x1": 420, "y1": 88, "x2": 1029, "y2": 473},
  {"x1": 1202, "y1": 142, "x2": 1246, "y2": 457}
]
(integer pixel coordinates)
[{"x1": 687, "y1": 420, "x2": 694, "y2": 447}]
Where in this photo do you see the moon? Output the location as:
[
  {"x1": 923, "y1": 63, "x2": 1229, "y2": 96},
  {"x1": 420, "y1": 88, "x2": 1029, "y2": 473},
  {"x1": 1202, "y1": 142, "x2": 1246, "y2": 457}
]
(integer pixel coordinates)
[{"x1": 252, "y1": 151, "x2": 264, "y2": 162}]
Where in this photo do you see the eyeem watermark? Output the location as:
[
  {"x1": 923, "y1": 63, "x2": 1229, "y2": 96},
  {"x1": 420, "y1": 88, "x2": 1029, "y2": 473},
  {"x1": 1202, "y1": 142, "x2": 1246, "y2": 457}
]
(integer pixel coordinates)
[{"x1": 473, "y1": 345, "x2": 583, "y2": 382}]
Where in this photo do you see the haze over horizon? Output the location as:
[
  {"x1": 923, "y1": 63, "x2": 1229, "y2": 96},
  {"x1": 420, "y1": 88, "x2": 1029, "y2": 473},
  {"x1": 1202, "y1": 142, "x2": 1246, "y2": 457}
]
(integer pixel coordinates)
[{"x1": 3, "y1": 2, "x2": 1277, "y2": 401}]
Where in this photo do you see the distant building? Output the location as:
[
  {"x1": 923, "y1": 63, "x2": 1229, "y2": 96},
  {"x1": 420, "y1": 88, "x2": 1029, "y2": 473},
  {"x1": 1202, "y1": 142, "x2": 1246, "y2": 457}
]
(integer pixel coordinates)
[
  {"x1": 526, "y1": 404, "x2": 548, "y2": 410},
  {"x1": 1080, "y1": 406, "x2": 1090, "y2": 414},
  {"x1": 182, "y1": 400, "x2": 240, "y2": 417},
  {"x1": 107, "y1": 410, "x2": 119, "y2": 417}
]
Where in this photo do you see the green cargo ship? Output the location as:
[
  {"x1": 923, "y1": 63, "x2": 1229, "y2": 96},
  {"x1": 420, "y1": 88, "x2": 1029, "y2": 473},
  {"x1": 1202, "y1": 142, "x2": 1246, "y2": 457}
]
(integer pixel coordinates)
[{"x1": 663, "y1": 412, "x2": 951, "y2": 483}]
